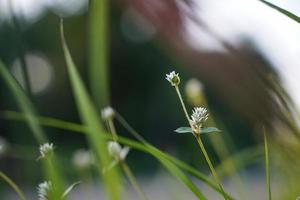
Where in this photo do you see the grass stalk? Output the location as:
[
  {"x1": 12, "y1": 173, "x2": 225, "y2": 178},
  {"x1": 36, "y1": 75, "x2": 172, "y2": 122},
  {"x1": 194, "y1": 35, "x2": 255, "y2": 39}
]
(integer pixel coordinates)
[
  {"x1": 89, "y1": 0, "x2": 110, "y2": 108},
  {"x1": 121, "y1": 161, "x2": 149, "y2": 200},
  {"x1": 106, "y1": 117, "x2": 148, "y2": 200},
  {"x1": 108, "y1": 118, "x2": 118, "y2": 141},
  {"x1": 195, "y1": 135, "x2": 227, "y2": 199},
  {"x1": 0, "y1": 171, "x2": 28, "y2": 200},
  {"x1": 175, "y1": 86, "x2": 191, "y2": 124},
  {"x1": 264, "y1": 127, "x2": 271, "y2": 200},
  {"x1": 115, "y1": 112, "x2": 147, "y2": 143}
]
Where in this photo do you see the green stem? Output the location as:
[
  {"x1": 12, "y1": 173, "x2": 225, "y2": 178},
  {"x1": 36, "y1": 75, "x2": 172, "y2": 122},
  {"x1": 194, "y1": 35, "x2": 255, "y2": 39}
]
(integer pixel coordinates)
[
  {"x1": 115, "y1": 112, "x2": 147, "y2": 143},
  {"x1": 175, "y1": 86, "x2": 191, "y2": 124},
  {"x1": 107, "y1": 116, "x2": 148, "y2": 200},
  {"x1": 121, "y1": 161, "x2": 148, "y2": 200},
  {"x1": 264, "y1": 128, "x2": 271, "y2": 200},
  {"x1": 0, "y1": 171, "x2": 28, "y2": 200},
  {"x1": 108, "y1": 118, "x2": 118, "y2": 141},
  {"x1": 195, "y1": 135, "x2": 228, "y2": 200},
  {"x1": 89, "y1": 0, "x2": 110, "y2": 108}
]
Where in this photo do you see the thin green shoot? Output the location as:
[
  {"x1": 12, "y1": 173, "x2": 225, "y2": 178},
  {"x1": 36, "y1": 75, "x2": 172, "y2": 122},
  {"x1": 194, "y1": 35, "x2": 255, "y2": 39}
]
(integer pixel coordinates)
[
  {"x1": 264, "y1": 127, "x2": 272, "y2": 200},
  {"x1": 0, "y1": 171, "x2": 28, "y2": 200}
]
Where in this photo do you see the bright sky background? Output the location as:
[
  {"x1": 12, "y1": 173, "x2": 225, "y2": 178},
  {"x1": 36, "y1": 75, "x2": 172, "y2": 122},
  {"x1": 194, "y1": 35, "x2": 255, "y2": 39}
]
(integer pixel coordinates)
[
  {"x1": 0, "y1": 0, "x2": 87, "y2": 22},
  {"x1": 182, "y1": 0, "x2": 300, "y2": 112}
]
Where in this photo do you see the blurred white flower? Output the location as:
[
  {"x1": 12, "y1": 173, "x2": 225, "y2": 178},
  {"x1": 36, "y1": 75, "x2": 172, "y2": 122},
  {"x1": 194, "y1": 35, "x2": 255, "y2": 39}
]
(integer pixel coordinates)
[
  {"x1": 0, "y1": 137, "x2": 8, "y2": 156},
  {"x1": 101, "y1": 106, "x2": 115, "y2": 121},
  {"x1": 72, "y1": 149, "x2": 93, "y2": 169},
  {"x1": 37, "y1": 181, "x2": 52, "y2": 200},
  {"x1": 166, "y1": 71, "x2": 180, "y2": 86},
  {"x1": 185, "y1": 78, "x2": 204, "y2": 106},
  {"x1": 39, "y1": 143, "x2": 54, "y2": 159},
  {"x1": 107, "y1": 141, "x2": 130, "y2": 161},
  {"x1": 190, "y1": 107, "x2": 209, "y2": 129}
]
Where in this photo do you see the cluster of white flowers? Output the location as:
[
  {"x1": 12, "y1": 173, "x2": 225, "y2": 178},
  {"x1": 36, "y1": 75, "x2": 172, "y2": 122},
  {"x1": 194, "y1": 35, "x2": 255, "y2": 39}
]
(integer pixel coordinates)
[
  {"x1": 37, "y1": 181, "x2": 52, "y2": 200},
  {"x1": 190, "y1": 107, "x2": 209, "y2": 129},
  {"x1": 101, "y1": 106, "x2": 115, "y2": 121},
  {"x1": 72, "y1": 149, "x2": 93, "y2": 169},
  {"x1": 107, "y1": 141, "x2": 130, "y2": 161},
  {"x1": 39, "y1": 143, "x2": 54, "y2": 158},
  {"x1": 166, "y1": 71, "x2": 180, "y2": 86}
]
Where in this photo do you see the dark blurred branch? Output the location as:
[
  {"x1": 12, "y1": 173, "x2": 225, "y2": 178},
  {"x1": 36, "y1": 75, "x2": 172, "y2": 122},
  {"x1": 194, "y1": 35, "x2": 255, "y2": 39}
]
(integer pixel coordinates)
[{"x1": 9, "y1": 2, "x2": 32, "y2": 98}]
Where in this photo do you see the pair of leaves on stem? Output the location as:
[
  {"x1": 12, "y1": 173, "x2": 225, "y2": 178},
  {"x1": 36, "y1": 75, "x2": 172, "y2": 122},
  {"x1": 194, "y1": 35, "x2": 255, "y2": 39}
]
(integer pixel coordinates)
[{"x1": 174, "y1": 127, "x2": 221, "y2": 134}]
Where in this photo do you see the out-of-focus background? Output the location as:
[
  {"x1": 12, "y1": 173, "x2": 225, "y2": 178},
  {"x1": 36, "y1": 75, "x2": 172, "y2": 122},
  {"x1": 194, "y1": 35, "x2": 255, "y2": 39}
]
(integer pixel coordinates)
[{"x1": 1, "y1": 0, "x2": 300, "y2": 199}]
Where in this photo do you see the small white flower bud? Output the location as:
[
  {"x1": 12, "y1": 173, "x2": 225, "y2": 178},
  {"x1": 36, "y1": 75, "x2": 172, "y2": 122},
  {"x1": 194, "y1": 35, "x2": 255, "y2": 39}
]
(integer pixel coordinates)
[
  {"x1": 72, "y1": 149, "x2": 93, "y2": 169},
  {"x1": 101, "y1": 106, "x2": 115, "y2": 120},
  {"x1": 37, "y1": 181, "x2": 52, "y2": 200},
  {"x1": 108, "y1": 141, "x2": 122, "y2": 157},
  {"x1": 107, "y1": 141, "x2": 130, "y2": 161},
  {"x1": 166, "y1": 71, "x2": 180, "y2": 86},
  {"x1": 39, "y1": 143, "x2": 54, "y2": 159}
]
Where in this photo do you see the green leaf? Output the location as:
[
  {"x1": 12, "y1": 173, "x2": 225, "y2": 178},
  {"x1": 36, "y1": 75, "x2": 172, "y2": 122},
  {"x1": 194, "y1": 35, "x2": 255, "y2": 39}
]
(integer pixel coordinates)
[
  {"x1": 61, "y1": 181, "x2": 81, "y2": 199},
  {"x1": 199, "y1": 127, "x2": 221, "y2": 134},
  {"x1": 174, "y1": 127, "x2": 193, "y2": 133},
  {"x1": 259, "y1": 0, "x2": 300, "y2": 23},
  {"x1": 60, "y1": 20, "x2": 121, "y2": 200},
  {"x1": 175, "y1": 127, "x2": 221, "y2": 134}
]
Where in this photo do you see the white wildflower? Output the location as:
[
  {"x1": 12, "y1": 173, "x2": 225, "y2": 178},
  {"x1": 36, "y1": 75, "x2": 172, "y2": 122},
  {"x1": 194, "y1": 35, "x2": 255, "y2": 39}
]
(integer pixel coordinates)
[
  {"x1": 101, "y1": 106, "x2": 115, "y2": 120},
  {"x1": 190, "y1": 107, "x2": 209, "y2": 130},
  {"x1": 72, "y1": 149, "x2": 93, "y2": 169},
  {"x1": 39, "y1": 143, "x2": 54, "y2": 159},
  {"x1": 107, "y1": 141, "x2": 130, "y2": 161},
  {"x1": 166, "y1": 71, "x2": 180, "y2": 86},
  {"x1": 37, "y1": 181, "x2": 52, "y2": 200}
]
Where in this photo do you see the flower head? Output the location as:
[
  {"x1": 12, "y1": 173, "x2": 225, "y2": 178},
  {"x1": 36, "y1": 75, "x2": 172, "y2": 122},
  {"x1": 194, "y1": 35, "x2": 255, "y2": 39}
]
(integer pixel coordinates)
[
  {"x1": 72, "y1": 149, "x2": 93, "y2": 169},
  {"x1": 166, "y1": 71, "x2": 180, "y2": 86},
  {"x1": 190, "y1": 107, "x2": 209, "y2": 130},
  {"x1": 107, "y1": 141, "x2": 130, "y2": 161},
  {"x1": 101, "y1": 106, "x2": 115, "y2": 121},
  {"x1": 37, "y1": 181, "x2": 52, "y2": 200},
  {"x1": 39, "y1": 143, "x2": 54, "y2": 159}
]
